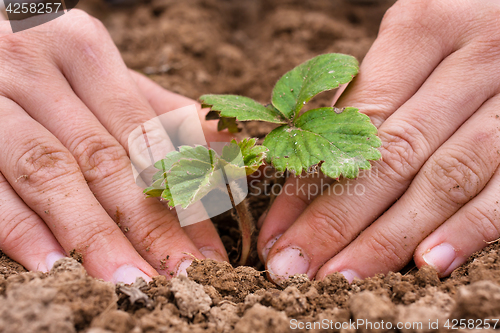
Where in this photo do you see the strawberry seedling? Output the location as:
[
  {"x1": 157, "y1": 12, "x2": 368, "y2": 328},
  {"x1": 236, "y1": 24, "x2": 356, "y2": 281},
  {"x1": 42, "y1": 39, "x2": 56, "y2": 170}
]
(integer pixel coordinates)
[{"x1": 145, "y1": 53, "x2": 382, "y2": 266}]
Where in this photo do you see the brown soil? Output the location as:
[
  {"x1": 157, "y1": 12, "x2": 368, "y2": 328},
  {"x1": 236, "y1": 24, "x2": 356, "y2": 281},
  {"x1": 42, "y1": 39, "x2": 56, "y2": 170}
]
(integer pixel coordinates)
[
  {"x1": 2, "y1": 245, "x2": 500, "y2": 332},
  {"x1": 2, "y1": 0, "x2": 500, "y2": 332}
]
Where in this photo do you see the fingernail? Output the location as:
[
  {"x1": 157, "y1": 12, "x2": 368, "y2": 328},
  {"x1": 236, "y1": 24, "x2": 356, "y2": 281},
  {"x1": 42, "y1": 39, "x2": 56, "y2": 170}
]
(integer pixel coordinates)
[
  {"x1": 267, "y1": 246, "x2": 310, "y2": 283},
  {"x1": 423, "y1": 243, "x2": 459, "y2": 276},
  {"x1": 113, "y1": 265, "x2": 152, "y2": 284},
  {"x1": 176, "y1": 259, "x2": 193, "y2": 277},
  {"x1": 339, "y1": 269, "x2": 360, "y2": 284},
  {"x1": 262, "y1": 234, "x2": 282, "y2": 263},
  {"x1": 45, "y1": 251, "x2": 66, "y2": 272},
  {"x1": 200, "y1": 247, "x2": 226, "y2": 262}
]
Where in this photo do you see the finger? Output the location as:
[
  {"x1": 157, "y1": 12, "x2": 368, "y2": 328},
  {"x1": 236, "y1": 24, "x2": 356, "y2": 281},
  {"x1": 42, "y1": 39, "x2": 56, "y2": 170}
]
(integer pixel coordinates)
[
  {"x1": 0, "y1": 171, "x2": 66, "y2": 272},
  {"x1": 336, "y1": 0, "x2": 467, "y2": 126},
  {"x1": 1, "y1": 11, "x2": 227, "y2": 270},
  {"x1": 263, "y1": 37, "x2": 500, "y2": 282},
  {"x1": 129, "y1": 70, "x2": 231, "y2": 261},
  {"x1": 5, "y1": 75, "x2": 213, "y2": 275},
  {"x1": 414, "y1": 166, "x2": 500, "y2": 277},
  {"x1": 49, "y1": 11, "x2": 210, "y2": 152},
  {"x1": 128, "y1": 69, "x2": 235, "y2": 143},
  {"x1": 257, "y1": 174, "x2": 333, "y2": 263},
  {"x1": 0, "y1": 96, "x2": 157, "y2": 283},
  {"x1": 258, "y1": 0, "x2": 466, "y2": 268},
  {"x1": 316, "y1": 94, "x2": 500, "y2": 280},
  {"x1": 49, "y1": 11, "x2": 227, "y2": 262},
  {"x1": 183, "y1": 222, "x2": 229, "y2": 262}
]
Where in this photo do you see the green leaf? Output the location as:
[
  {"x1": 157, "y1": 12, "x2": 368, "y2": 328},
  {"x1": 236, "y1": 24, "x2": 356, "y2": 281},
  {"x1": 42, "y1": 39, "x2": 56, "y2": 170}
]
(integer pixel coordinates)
[
  {"x1": 218, "y1": 117, "x2": 241, "y2": 133},
  {"x1": 199, "y1": 54, "x2": 378, "y2": 181},
  {"x1": 237, "y1": 138, "x2": 268, "y2": 175},
  {"x1": 152, "y1": 145, "x2": 212, "y2": 172},
  {"x1": 145, "y1": 146, "x2": 217, "y2": 206},
  {"x1": 144, "y1": 178, "x2": 166, "y2": 198},
  {"x1": 205, "y1": 110, "x2": 240, "y2": 133},
  {"x1": 263, "y1": 107, "x2": 381, "y2": 179},
  {"x1": 202, "y1": 54, "x2": 359, "y2": 132},
  {"x1": 143, "y1": 140, "x2": 267, "y2": 208},
  {"x1": 201, "y1": 94, "x2": 287, "y2": 124},
  {"x1": 271, "y1": 53, "x2": 359, "y2": 120},
  {"x1": 221, "y1": 138, "x2": 268, "y2": 175},
  {"x1": 165, "y1": 153, "x2": 224, "y2": 208}
]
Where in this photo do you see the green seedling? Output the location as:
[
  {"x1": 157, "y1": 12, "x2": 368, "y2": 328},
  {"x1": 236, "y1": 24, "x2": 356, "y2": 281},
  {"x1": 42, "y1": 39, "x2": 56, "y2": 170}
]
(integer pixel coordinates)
[{"x1": 145, "y1": 53, "x2": 382, "y2": 266}]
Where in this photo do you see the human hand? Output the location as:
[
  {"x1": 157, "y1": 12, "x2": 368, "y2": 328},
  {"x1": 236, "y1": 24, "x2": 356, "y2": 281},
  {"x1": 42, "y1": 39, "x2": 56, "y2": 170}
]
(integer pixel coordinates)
[
  {"x1": 258, "y1": 0, "x2": 500, "y2": 283},
  {"x1": 0, "y1": 9, "x2": 232, "y2": 283}
]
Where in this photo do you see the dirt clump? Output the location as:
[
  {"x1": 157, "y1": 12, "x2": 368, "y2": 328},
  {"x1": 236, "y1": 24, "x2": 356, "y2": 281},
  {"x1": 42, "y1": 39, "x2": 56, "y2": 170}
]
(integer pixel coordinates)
[
  {"x1": 0, "y1": 257, "x2": 116, "y2": 332},
  {"x1": 0, "y1": 284, "x2": 75, "y2": 333},
  {"x1": 207, "y1": 302, "x2": 240, "y2": 332},
  {"x1": 349, "y1": 291, "x2": 396, "y2": 333},
  {"x1": 234, "y1": 303, "x2": 289, "y2": 333},
  {"x1": 69, "y1": 249, "x2": 84, "y2": 264},
  {"x1": 450, "y1": 281, "x2": 500, "y2": 320},
  {"x1": 90, "y1": 310, "x2": 136, "y2": 332},
  {"x1": 171, "y1": 274, "x2": 212, "y2": 318},
  {"x1": 414, "y1": 265, "x2": 441, "y2": 287},
  {"x1": 187, "y1": 259, "x2": 275, "y2": 302},
  {"x1": 0, "y1": 251, "x2": 26, "y2": 279},
  {"x1": 1, "y1": 246, "x2": 500, "y2": 332}
]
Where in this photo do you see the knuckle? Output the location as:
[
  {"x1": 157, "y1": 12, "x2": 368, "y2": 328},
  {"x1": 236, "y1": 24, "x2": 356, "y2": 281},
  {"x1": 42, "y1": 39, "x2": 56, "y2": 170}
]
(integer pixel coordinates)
[
  {"x1": 69, "y1": 221, "x2": 119, "y2": 252},
  {"x1": 379, "y1": 0, "x2": 471, "y2": 45},
  {"x1": 114, "y1": 105, "x2": 158, "y2": 147},
  {"x1": 0, "y1": 34, "x2": 30, "y2": 59},
  {"x1": 380, "y1": 0, "x2": 435, "y2": 35},
  {"x1": 466, "y1": 27, "x2": 500, "y2": 69},
  {"x1": 462, "y1": 206, "x2": 500, "y2": 242},
  {"x1": 305, "y1": 202, "x2": 350, "y2": 246},
  {"x1": 109, "y1": 96, "x2": 150, "y2": 123},
  {"x1": 72, "y1": 134, "x2": 129, "y2": 184},
  {"x1": 140, "y1": 218, "x2": 182, "y2": 253},
  {"x1": 0, "y1": 211, "x2": 38, "y2": 251},
  {"x1": 423, "y1": 150, "x2": 483, "y2": 206},
  {"x1": 378, "y1": 121, "x2": 425, "y2": 182},
  {"x1": 466, "y1": 3, "x2": 500, "y2": 50},
  {"x1": 472, "y1": 39, "x2": 500, "y2": 66},
  {"x1": 60, "y1": 10, "x2": 108, "y2": 46},
  {"x1": 364, "y1": 230, "x2": 408, "y2": 267},
  {"x1": 0, "y1": 35, "x2": 42, "y2": 79},
  {"x1": 63, "y1": 9, "x2": 101, "y2": 30},
  {"x1": 16, "y1": 140, "x2": 80, "y2": 189}
]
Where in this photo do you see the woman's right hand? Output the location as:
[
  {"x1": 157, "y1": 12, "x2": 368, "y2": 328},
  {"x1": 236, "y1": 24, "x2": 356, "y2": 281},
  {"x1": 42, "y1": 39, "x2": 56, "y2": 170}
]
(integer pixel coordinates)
[{"x1": 0, "y1": 9, "x2": 231, "y2": 283}]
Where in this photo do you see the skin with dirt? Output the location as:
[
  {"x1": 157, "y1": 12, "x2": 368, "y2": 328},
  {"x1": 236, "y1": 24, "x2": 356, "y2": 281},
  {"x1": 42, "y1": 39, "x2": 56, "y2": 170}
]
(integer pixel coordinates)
[{"x1": 1, "y1": 0, "x2": 500, "y2": 332}]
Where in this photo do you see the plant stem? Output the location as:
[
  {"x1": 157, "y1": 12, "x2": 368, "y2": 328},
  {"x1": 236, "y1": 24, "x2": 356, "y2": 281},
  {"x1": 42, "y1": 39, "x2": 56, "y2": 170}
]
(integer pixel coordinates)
[{"x1": 226, "y1": 183, "x2": 254, "y2": 266}]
